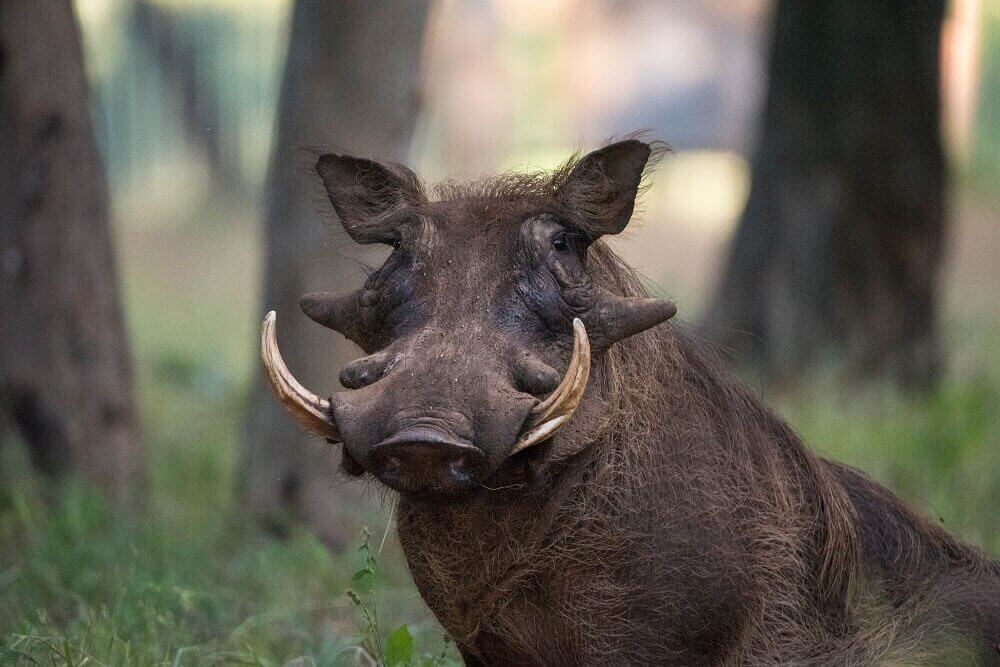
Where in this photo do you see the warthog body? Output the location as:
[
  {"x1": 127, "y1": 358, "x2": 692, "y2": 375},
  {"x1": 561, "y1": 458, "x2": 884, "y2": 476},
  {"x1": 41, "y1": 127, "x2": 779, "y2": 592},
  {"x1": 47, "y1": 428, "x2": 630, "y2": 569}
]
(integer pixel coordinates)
[
  {"x1": 398, "y1": 318, "x2": 1000, "y2": 664},
  {"x1": 264, "y1": 141, "x2": 999, "y2": 664}
]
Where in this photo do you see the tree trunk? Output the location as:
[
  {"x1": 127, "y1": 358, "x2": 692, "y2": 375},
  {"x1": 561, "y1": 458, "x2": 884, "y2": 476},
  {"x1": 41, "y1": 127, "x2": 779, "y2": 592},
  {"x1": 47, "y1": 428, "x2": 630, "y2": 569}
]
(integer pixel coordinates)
[
  {"x1": 702, "y1": 0, "x2": 947, "y2": 390},
  {"x1": 0, "y1": 1, "x2": 143, "y2": 501},
  {"x1": 242, "y1": 1, "x2": 429, "y2": 548}
]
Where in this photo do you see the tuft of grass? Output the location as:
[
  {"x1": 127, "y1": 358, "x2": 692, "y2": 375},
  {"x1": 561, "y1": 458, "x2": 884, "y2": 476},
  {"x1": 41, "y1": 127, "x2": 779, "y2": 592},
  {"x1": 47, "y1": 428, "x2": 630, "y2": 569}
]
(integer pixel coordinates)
[{"x1": 0, "y1": 467, "x2": 458, "y2": 665}]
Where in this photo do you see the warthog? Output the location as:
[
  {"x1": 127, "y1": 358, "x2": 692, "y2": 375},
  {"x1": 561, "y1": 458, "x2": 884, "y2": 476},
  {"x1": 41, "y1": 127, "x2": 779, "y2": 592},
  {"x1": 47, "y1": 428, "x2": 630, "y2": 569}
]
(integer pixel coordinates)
[{"x1": 262, "y1": 140, "x2": 999, "y2": 664}]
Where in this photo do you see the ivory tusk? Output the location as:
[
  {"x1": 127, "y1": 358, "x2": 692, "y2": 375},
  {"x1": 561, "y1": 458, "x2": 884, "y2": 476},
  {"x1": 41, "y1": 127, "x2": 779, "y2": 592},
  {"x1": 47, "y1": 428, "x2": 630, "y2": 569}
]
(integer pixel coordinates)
[
  {"x1": 260, "y1": 311, "x2": 340, "y2": 439},
  {"x1": 510, "y1": 318, "x2": 590, "y2": 455}
]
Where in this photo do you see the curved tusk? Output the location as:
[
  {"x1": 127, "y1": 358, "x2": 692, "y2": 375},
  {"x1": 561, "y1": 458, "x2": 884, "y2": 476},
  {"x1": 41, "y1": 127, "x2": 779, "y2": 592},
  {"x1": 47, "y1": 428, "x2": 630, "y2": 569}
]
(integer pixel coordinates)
[
  {"x1": 260, "y1": 311, "x2": 340, "y2": 439},
  {"x1": 510, "y1": 318, "x2": 590, "y2": 455}
]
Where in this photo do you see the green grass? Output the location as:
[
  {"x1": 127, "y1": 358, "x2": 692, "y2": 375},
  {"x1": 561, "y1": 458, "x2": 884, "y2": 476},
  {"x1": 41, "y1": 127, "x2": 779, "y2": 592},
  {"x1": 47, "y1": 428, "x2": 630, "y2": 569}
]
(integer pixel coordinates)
[
  {"x1": 0, "y1": 376, "x2": 452, "y2": 665},
  {"x1": 0, "y1": 479, "x2": 454, "y2": 665},
  {"x1": 0, "y1": 376, "x2": 457, "y2": 665}
]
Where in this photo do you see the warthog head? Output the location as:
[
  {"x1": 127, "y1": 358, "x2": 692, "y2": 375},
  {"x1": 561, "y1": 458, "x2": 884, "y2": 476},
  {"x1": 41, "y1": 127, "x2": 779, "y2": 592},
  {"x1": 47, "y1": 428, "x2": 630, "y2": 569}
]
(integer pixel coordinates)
[{"x1": 261, "y1": 140, "x2": 675, "y2": 497}]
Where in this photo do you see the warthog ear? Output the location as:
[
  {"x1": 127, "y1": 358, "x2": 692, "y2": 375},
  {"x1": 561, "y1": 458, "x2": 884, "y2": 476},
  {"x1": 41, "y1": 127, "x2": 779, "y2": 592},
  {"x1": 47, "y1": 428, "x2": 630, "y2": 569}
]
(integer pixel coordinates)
[
  {"x1": 556, "y1": 139, "x2": 651, "y2": 238},
  {"x1": 315, "y1": 154, "x2": 426, "y2": 244}
]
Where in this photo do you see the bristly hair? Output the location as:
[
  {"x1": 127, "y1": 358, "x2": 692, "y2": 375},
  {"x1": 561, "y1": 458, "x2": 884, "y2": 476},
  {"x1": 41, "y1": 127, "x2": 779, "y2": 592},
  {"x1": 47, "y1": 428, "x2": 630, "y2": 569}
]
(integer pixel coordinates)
[{"x1": 430, "y1": 136, "x2": 671, "y2": 207}]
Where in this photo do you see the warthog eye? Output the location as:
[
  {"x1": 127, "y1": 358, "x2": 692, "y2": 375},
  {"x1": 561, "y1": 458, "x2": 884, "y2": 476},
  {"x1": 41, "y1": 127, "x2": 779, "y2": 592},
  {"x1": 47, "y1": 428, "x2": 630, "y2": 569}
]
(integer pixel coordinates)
[{"x1": 550, "y1": 229, "x2": 586, "y2": 256}]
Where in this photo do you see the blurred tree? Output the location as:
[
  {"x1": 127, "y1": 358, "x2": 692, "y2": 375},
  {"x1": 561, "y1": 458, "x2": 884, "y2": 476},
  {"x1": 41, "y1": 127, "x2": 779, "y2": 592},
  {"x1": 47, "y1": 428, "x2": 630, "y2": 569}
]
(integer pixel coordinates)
[
  {"x1": 703, "y1": 0, "x2": 947, "y2": 390},
  {"x1": 128, "y1": 0, "x2": 243, "y2": 194},
  {"x1": 0, "y1": 1, "x2": 143, "y2": 501},
  {"x1": 243, "y1": 1, "x2": 429, "y2": 548}
]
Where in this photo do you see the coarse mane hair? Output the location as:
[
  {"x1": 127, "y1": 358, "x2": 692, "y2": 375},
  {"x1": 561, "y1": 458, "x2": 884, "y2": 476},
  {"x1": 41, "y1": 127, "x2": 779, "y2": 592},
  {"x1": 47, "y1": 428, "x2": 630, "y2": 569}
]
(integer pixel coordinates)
[
  {"x1": 431, "y1": 138, "x2": 671, "y2": 205},
  {"x1": 565, "y1": 240, "x2": 862, "y2": 615}
]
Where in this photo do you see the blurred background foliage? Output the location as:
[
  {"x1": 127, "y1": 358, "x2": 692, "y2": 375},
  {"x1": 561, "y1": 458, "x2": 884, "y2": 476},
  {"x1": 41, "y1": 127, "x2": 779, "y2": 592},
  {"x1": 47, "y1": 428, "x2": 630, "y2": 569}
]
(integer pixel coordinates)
[{"x1": 1, "y1": 0, "x2": 998, "y2": 663}]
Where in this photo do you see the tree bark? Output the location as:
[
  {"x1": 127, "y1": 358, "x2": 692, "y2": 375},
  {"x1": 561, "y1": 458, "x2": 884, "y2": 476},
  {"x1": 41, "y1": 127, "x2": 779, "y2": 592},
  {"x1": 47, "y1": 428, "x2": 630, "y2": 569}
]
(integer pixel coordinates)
[
  {"x1": 703, "y1": 0, "x2": 947, "y2": 390},
  {"x1": 242, "y1": 1, "x2": 429, "y2": 548},
  {"x1": 0, "y1": 1, "x2": 143, "y2": 501}
]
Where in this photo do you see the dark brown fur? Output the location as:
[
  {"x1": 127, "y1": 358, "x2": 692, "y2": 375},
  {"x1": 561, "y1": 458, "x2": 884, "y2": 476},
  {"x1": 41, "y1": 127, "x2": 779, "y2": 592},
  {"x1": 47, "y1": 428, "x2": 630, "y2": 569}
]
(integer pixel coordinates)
[{"x1": 307, "y1": 145, "x2": 999, "y2": 664}]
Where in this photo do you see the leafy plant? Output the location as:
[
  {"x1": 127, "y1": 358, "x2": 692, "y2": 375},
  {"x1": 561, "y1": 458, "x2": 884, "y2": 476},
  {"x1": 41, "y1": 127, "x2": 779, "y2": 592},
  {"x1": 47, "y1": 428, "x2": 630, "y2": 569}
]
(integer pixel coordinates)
[{"x1": 345, "y1": 529, "x2": 458, "y2": 666}]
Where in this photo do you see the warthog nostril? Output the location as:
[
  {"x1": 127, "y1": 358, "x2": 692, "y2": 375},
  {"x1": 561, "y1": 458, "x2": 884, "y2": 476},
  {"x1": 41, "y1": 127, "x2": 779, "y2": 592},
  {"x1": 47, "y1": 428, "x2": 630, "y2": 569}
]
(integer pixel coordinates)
[
  {"x1": 368, "y1": 426, "x2": 486, "y2": 494},
  {"x1": 449, "y1": 457, "x2": 473, "y2": 485},
  {"x1": 382, "y1": 456, "x2": 401, "y2": 483}
]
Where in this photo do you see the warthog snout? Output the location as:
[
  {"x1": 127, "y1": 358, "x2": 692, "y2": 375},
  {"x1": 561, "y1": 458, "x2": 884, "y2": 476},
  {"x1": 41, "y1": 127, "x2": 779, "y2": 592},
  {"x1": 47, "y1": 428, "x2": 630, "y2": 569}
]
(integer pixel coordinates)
[{"x1": 368, "y1": 426, "x2": 486, "y2": 494}]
